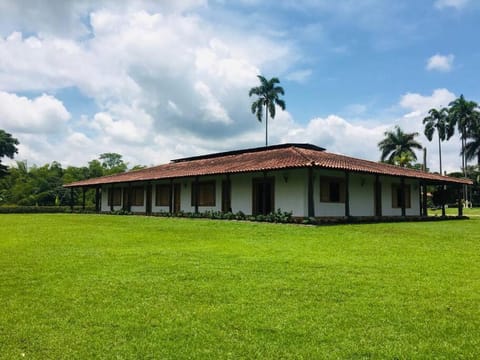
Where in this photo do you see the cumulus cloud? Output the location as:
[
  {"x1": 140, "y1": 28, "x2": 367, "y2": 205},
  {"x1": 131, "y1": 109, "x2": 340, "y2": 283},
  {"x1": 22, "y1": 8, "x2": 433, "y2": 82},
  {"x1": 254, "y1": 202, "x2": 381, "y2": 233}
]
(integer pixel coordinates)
[
  {"x1": 426, "y1": 54, "x2": 455, "y2": 72},
  {"x1": 0, "y1": 91, "x2": 70, "y2": 133},
  {"x1": 434, "y1": 0, "x2": 470, "y2": 10}
]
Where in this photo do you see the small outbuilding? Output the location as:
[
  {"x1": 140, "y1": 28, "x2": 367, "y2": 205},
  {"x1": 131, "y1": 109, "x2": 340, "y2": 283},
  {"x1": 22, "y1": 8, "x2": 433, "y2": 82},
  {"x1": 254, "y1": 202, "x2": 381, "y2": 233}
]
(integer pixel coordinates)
[{"x1": 64, "y1": 143, "x2": 472, "y2": 219}]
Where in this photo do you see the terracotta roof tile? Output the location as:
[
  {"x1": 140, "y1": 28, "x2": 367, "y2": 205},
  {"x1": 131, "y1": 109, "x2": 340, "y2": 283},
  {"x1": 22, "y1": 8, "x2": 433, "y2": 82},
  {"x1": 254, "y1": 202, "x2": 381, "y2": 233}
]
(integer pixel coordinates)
[{"x1": 64, "y1": 143, "x2": 472, "y2": 187}]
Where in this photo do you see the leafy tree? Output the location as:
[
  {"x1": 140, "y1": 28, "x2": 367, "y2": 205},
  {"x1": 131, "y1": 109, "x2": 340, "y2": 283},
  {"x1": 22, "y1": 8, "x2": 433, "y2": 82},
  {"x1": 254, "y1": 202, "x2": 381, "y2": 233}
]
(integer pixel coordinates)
[
  {"x1": 99, "y1": 153, "x2": 127, "y2": 175},
  {"x1": 378, "y1": 126, "x2": 423, "y2": 164},
  {"x1": 464, "y1": 123, "x2": 480, "y2": 166},
  {"x1": 249, "y1": 75, "x2": 286, "y2": 146},
  {"x1": 88, "y1": 159, "x2": 104, "y2": 178},
  {"x1": 423, "y1": 107, "x2": 453, "y2": 174},
  {"x1": 447, "y1": 95, "x2": 480, "y2": 175},
  {"x1": 0, "y1": 130, "x2": 19, "y2": 177},
  {"x1": 393, "y1": 151, "x2": 415, "y2": 168}
]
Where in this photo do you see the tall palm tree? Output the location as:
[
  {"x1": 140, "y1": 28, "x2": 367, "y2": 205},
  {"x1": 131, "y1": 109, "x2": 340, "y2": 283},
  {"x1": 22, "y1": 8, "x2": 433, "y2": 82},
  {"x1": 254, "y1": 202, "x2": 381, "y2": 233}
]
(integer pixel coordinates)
[
  {"x1": 423, "y1": 107, "x2": 453, "y2": 175},
  {"x1": 447, "y1": 94, "x2": 480, "y2": 176},
  {"x1": 249, "y1": 75, "x2": 286, "y2": 146},
  {"x1": 378, "y1": 126, "x2": 423, "y2": 164},
  {"x1": 464, "y1": 119, "x2": 480, "y2": 166}
]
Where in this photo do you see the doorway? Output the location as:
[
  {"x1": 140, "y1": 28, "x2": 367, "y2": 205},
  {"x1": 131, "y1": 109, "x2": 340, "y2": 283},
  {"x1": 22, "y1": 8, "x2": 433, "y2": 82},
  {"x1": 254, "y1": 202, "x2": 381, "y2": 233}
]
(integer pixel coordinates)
[
  {"x1": 252, "y1": 177, "x2": 274, "y2": 215},
  {"x1": 173, "y1": 183, "x2": 181, "y2": 213}
]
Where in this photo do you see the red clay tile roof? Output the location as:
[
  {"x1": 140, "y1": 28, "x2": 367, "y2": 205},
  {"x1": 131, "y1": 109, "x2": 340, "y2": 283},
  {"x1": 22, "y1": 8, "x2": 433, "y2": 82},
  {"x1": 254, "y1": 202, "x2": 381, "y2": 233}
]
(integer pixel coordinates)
[{"x1": 64, "y1": 143, "x2": 472, "y2": 187}]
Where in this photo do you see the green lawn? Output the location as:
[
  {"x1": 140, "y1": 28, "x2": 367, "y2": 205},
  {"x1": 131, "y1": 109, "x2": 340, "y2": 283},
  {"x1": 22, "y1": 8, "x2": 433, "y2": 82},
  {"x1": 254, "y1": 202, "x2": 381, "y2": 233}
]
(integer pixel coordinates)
[
  {"x1": 1, "y1": 215, "x2": 479, "y2": 359},
  {"x1": 429, "y1": 206, "x2": 480, "y2": 217}
]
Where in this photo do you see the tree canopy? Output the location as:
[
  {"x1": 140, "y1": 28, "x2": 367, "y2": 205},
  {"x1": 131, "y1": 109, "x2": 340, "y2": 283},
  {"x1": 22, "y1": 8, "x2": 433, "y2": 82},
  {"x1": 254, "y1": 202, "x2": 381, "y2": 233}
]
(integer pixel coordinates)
[
  {"x1": 378, "y1": 126, "x2": 423, "y2": 166},
  {"x1": 249, "y1": 75, "x2": 286, "y2": 146},
  {"x1": 0, "y1": 130, "x2": 19, "y2": 177}
]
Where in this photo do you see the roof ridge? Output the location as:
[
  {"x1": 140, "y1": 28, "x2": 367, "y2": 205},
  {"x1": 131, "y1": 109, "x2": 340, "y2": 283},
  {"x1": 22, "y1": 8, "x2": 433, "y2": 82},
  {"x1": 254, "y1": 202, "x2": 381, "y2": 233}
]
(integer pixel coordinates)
[{"x1": 290, "y1": 146, "x2": 317, "y2": 166}]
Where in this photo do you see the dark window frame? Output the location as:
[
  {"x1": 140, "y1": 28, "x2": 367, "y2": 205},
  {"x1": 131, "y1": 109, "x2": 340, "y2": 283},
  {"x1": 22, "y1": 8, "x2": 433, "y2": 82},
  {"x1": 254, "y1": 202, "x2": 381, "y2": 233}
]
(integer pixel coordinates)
[
  {"x1": 320, "y1": 177, "x2": 346, "y2": 203},
  {"x1": 108, "y1": 188, "x2": 122, "y2": 206},
  {"x1": 155, "y1": 184, "x2": 171, "y2": 206},
  {"x1": 191, "y1": 180, "x2": 216, "y2": 207},
  {"x1": 131, "y1": 186, "x2": 145, "y2": 207}
]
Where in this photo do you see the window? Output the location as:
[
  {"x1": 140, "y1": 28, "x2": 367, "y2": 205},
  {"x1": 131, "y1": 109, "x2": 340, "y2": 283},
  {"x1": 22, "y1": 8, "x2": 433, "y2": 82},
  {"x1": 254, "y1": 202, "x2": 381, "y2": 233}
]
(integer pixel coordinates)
[
  {"x1": 320, "y1": 177, "x2": 345, "y2": 203},
  {"x1": 155, "y1": 184, "x2": 171, "y2": 206},
  {"x1": 191, "y1": 181, "x2": 216, "y2": 206},
  {"x1": 108, "y1": 188, "x2": 122, "y2": 206},
  {"x1": 392, "y1": 184, "x2": 411, "y2": 208},
  {"x1": 131, "y1": 186, "x2": 144, "y2": 206}
]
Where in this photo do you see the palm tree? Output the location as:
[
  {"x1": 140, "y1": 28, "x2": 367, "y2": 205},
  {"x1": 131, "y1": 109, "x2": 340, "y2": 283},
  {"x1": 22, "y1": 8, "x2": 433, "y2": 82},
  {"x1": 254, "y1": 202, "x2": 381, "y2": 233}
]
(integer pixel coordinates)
[
  {"x1": 464, "y1": 119, "x2": 480, "y2": 166},
  {"x1": 249, "y1": 75, "x2": 286, "y2": 146},
  {"x1": 393, "y1": 151, "x2": 415, "y2": 168},
  {"x1": 447, "y1": 94, "x2": 480, "y2": 176},
  {"x1": 423, "y1": 107, "x2": 453, "y2": 175},
  {"x1": 378, "y1": 126, "x2": 423, "y2": 164}
]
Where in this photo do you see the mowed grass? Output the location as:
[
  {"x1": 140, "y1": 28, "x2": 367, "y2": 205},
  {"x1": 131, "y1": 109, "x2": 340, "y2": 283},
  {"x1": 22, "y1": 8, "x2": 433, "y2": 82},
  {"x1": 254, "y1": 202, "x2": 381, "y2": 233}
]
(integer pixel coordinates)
[{"x1": 0, "y1": 215, "x2": 479, "y2": 359}]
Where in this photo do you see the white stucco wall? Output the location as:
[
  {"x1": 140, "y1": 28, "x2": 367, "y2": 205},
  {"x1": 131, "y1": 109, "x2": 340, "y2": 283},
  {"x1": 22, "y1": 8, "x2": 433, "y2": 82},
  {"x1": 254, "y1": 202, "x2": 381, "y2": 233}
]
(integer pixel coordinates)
[
  {"x1": 230, "y1": 173, "x2": 252, "y2": 214},
  {"x1": 273, "y1": 169, "x2": 308, "y2": 216},
  {"x1": 349, "y1": 174, "x2": 375, "y2": 217},
  {"x1": 315, "y1": 170, "x2": 346, "y2": 217},
  {"x1": 381, "y1": 177, "x2": 420, "y2": 216},
  {"x1": 99, "y1": 170, "x2": 421, "y2": 217}
]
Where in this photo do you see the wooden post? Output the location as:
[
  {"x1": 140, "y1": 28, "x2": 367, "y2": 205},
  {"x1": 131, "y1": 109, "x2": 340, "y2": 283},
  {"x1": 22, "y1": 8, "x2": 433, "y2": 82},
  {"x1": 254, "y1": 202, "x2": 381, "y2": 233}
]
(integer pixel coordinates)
[
  {"x1": 421, "y1": 182, "x2": 428, "y2": 217},
  {"x1": 95, "y1": 187, "x2": 100, "y2": 213},
  {"x1": 194, "y1": 176, "x2": 199, "y2": 214},
  {"x1": 441, "y1": 184, "x2": 446, "y2": 217},
  {"x1": 344, "y1": 171, "x2": 350, "y2": 218},
  {"x1": 70, "y1": 188, "x2": 74, "y2": 211},
  {"x1": 375, "y1": 175, "x2": 382, "y2": 217},
  {"x1": 82, "y1": 187, "x2": 86, "y2": 210},
  {"x1": 110, "y1": 185, "x2": 114, "y2": 212},
  {"x1": 400, "y1": 177, "x2": 406, "y2": 217},
  {"x1": 458, "y1": 187, "x2": 463, "y2": 217},
  {"x1": 307, "y1": 167, "x2": 314, "y2": 217},
  {"x1": 127, "y1": 183, "x2": 132, "y2": 212},
  {"x1": 169, "y1": 179, "x2": 173, "y2": 214}
]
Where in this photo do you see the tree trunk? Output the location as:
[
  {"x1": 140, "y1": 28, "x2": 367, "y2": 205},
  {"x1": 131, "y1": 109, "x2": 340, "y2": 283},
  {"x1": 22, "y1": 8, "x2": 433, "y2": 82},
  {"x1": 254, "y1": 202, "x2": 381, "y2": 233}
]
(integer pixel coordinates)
[
  {"x1": 265, "y1": 102, "x2": 269, "y2": 147},
  {"x1": 438, "y1": 133, "x2": 442, "y2": 175}
]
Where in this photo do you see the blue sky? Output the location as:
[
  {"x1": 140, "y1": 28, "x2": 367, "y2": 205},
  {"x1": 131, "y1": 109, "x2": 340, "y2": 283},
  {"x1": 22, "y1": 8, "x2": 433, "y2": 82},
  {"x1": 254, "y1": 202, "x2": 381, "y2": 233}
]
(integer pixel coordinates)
[{"x1": 0, "y1": 0, "x2": 478, "y2": 172}]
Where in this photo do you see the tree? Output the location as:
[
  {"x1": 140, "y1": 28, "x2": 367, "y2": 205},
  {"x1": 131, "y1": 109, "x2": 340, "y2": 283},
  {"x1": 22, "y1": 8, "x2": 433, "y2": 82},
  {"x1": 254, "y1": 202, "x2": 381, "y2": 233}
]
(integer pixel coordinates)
[
  {"x1": 393, "y1": 151, "x2": 415, "y2": 168},
  {"x1": 378, "y1": 126, "x2": 423, "y2": 164},
  {"x1": 249, "y1": 75, "x2": 286, "y2": 146},
  {"x1": 447, "y1": 94, "x2": 480, "y2": 176},
  {"x1": 0, "y1": 130, "x2": 19, "y2": 177},
  {"x1": 464, "y1": 122, "x2": 480, "y2": 166},
  {"x1": 423, "y1": 107, "x2": 453, "y2": 174},
  {"x1": 99, "y1": 153, "x2": 127, "y2": 175}
]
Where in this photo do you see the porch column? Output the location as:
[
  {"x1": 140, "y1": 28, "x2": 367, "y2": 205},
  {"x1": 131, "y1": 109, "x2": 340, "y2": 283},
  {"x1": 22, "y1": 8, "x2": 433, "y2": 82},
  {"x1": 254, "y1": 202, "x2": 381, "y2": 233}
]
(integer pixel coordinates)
[
  {"x1": 127, "y1": 183, "x2": 132, "y2": 212},
  {"x1": 400, "y1": 177, "x2": 406, "y2": 217},
  {"x1": 110, "y1": 185, "x2": 114, "y2": 212},
  {"x1": 344, "y1": 171, "x2": 350, "y2": 218},
  {"x1": 82, "y1": 187, "x2": 86, "y2": 210},
  {"x1": 458, "y1": 186, "x2": 463, "y2": 217},
  {"x1": 95, "y1": 187, "x2": 100, "y2": 213},
  {"x1": 421, "y1": 181, "x2": 427, "y2": 217},
  {"x1": 169, "y1": 179, "x2": 173, "y2": 213},
  {"x1": 194, "y1": 176, "x2": 199, "y2": 214},
  {"x1": 70, "y1": 188, "x2": 74, "y2": 211},
  {"x1": 307, "y1": 167, "x2": 314, "y2": 217},
  {"x1": 262, "y1": 171, "x2": 267, "y2": 215},
  {"x1": 375, "y1": 175, "x2": 382, "y2": 217},
  {"x1": 441, "y1": 184, "x2": 446, "y2": 217}
]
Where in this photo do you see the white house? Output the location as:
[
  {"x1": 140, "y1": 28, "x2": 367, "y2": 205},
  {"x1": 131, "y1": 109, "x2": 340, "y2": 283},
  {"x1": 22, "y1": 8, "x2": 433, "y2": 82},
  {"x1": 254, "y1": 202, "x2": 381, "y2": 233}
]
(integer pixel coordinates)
[{"x1": 65, "y1": 143, "x2": 472, "y2": 218}]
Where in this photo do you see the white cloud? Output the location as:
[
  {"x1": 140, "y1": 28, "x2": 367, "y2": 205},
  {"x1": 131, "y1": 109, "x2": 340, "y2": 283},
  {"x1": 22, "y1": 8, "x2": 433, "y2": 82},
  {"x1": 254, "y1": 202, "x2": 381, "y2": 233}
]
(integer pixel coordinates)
[
  {"x1": 434, "y1": 0, "x2": 470, "y2": 10},
  {"x1": 400, "y1": 88, "x2": 456, "y2": 118},
  {"x1": 0, "y1": 91, "x2": 70, "y2": 133},
  {"x1": 285, "y1": 69, "x2": 312, "y2": 83},
  {"x1": 426, "y1": 54, "x2": 455, "y2": 72}
]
